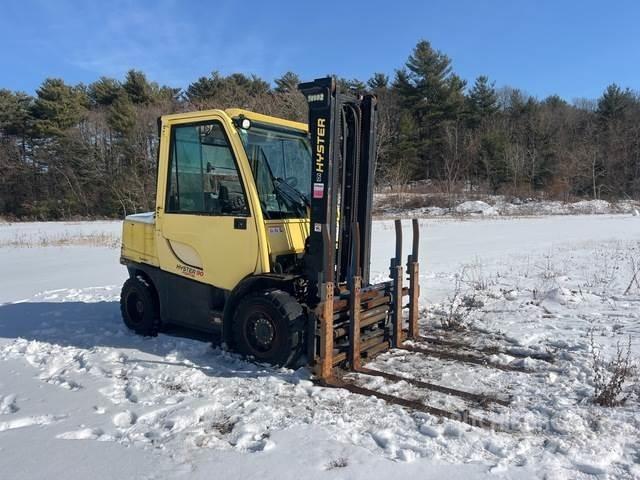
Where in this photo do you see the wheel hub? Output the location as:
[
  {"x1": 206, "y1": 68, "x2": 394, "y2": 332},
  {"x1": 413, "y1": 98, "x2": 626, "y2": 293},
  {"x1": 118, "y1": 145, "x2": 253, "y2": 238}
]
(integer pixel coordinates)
[{"x1": 253, "y1": 317, "x2": 274, "y2": 346}]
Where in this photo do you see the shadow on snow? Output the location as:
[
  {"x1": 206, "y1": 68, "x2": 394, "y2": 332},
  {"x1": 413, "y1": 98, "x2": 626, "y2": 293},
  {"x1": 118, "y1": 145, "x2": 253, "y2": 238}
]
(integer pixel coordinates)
[{"x1": 0, "y1": 301, "x2": 307, "y2": 383}]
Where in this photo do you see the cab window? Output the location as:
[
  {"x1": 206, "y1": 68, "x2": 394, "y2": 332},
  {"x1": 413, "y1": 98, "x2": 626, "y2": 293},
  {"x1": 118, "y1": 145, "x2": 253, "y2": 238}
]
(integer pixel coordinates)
[
  {"x1": 166, "y1": 121, "x2": 248, "y2": 216},
  {"x1": 239, "y1": 125, "x2": 311, "y2": 219}
]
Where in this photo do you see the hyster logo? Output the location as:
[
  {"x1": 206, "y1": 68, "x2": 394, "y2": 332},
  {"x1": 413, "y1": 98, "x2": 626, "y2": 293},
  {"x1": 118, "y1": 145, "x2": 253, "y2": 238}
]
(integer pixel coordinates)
[
  {"x1": 176, "y1": 263, "x2": 204, "y2": 278},
  {"x1": 315, "y1": 118, "x2": 326, "y2": 183}
]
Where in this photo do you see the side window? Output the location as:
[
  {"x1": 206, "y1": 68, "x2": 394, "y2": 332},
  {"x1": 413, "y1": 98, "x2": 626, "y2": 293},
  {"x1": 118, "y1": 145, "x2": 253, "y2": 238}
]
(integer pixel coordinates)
[{"x1": 166, "y1": 121, "x2": 249, "y2": 216}]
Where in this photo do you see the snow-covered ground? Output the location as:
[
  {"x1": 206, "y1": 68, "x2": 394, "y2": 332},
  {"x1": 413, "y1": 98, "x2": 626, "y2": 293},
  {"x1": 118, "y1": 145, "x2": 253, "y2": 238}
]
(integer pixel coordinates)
[
  {"x1": 1, "y1": 216, "x2": 639, "y2": 479},
  {"x1": 374, "y1": 193, "x2": 640, "y2": 219}
]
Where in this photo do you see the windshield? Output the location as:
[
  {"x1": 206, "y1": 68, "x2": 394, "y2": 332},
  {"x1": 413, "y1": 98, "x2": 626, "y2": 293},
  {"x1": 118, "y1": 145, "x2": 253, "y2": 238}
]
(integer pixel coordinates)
[{"x1": 238, "y1": 123, "x2": 311, "y2": 219}]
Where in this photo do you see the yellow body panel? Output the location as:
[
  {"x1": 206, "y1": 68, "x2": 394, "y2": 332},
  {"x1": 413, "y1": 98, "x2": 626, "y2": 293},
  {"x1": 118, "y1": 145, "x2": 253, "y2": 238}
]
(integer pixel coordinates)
[
  {"x1": 121, "y1": 213, "x2": 158, "y2": 267},
  {"x1": 121, "y1": 108, "x2": 310, "y2": 291},
  {"x1": 265, "y1": 218, "x2": 310, "y2": 260}
]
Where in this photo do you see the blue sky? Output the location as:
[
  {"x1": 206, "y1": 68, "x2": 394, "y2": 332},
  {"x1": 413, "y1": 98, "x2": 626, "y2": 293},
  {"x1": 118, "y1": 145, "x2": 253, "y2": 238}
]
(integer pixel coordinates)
[{"x1": 1, "y1": 0, "x2": 639, "y2": 100}]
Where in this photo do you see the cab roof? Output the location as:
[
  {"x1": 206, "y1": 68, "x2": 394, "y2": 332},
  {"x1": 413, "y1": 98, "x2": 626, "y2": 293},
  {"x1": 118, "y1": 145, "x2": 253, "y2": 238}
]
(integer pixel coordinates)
[{"x1": 160, "y1": 108, "x2": 308, "y2": 134}]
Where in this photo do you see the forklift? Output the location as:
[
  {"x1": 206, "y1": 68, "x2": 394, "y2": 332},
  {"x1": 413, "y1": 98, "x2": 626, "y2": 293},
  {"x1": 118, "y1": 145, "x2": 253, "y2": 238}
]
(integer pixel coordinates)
[
  {"x1": 120, "y1": 77, "x2": 507, "y2": 429},
  {"x1": 120, "y1": 76, "x2": 418, "y2": 369}
]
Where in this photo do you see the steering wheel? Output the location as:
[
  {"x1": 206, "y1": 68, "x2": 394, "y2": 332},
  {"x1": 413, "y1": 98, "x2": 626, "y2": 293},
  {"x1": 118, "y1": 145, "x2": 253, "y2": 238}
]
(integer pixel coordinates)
[
  {"x1": 284, "y1": 176, "x2": 298, "y2": 188},
  {"x1": 219, "y1": 186, "x2": 245, "y2": 214}
]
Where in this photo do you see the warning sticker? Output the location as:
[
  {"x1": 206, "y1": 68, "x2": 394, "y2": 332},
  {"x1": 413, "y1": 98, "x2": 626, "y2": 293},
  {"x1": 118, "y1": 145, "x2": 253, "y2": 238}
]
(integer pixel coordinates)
[
  {"x1": 314, "y1": 223, "x2": 322, "y2": 232},
  {"x1": 313, "y1": 182, "x2": 324, "y2": 199}
]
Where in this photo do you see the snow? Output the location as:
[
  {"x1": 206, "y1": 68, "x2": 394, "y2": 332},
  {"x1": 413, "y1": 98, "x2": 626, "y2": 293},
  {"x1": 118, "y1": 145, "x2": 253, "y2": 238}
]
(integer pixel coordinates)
[
  {"x1": 374, "y1": 194, "x2": 640, "y2": 219},
  {"x1": 0, "y1": 414, "x2": 62, "y2": 432},
  {"x1": 125, "y1": 212, "x2": 155, "y2": 224},
  {"x1": 1, "y1": 216, "x2": 639, "y2": 479},
  {"x1": 455, "y1": 201, "x2": 498, "y2": 216}
]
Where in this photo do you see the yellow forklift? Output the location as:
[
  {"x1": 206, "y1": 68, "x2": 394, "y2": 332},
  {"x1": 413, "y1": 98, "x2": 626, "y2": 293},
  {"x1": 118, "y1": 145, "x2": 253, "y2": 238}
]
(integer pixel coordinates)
[{"x1": 120, "y1": 77, "x2": 510, "y2": 429}]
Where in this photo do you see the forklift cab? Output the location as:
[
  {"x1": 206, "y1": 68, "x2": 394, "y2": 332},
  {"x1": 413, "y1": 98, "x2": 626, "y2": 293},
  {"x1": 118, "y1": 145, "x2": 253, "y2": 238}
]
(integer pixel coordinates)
[{"x1": 155, "y1": 109, "x2": 313, "y2": 293}]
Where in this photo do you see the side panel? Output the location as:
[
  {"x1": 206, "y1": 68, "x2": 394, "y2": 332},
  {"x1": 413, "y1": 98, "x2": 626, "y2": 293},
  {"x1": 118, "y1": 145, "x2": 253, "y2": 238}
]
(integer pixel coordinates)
[
  {"x1": 265, "y1": 218, "x2": 309, "y2": 259},
  {"x1": 158, "y1": 214, "x2": 258, "y2": 288},
  {"x1": 121, "y1": 218, "x2": 158, "y2": 267},
  {"x1": 126, "y1": 261, "x2": 224, "y2": 333},
  {"x1": 156, "y1": 269, "x2": 223, "y2": 331}
]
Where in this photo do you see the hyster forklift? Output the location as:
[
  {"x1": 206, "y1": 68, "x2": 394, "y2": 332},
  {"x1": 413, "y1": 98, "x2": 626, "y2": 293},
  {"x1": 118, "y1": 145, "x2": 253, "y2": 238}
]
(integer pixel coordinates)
[{"x1": 120, "y1": 77, "x2": 511, "y2": 429}]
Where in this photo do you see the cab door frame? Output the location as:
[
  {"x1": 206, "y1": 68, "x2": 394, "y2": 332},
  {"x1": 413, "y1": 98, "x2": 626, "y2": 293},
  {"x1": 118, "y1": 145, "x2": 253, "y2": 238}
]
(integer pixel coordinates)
[{"x1": 154, "y1": 110, "x2": 271, "y2": 294}]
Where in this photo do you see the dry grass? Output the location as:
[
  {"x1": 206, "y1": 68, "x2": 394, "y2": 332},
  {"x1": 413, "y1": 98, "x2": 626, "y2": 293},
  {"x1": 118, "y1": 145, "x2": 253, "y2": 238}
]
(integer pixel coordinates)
[
  {"x1": 590, "y1": 331, "x2": 636, "y2": 407},
  {"x1": 373, "y1": 193, "x2": 452, "y2": 214},
  {"x1": 325, "y1": 457, "x2": 349, "y2": 470},
  {"x1": 211, "y1": 418, "x2": 236, "y2": 435},
  {"x1": 0, "y1": 232, "x2": 120, "y2": 248},
  {"x1": 624, "y1": 248, "x2": 640, "y2": 295},
  {"x1": 531, "y1": 253, "x2": 562, "y2": 305},
  {"x1": 437, "y1": 267, "x2": 484, "y2": 331},
  {"x1": 461, "y1": 258, "x2": 495, "y2": 291}
]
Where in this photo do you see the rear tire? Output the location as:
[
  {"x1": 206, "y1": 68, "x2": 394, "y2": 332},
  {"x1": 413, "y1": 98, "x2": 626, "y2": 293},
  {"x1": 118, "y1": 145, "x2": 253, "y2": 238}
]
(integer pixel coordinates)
[
  {"x1": 232, "y1": 289, "x2": 305, "y2": 367},
  {"x1": 120, "y1": 275, "x2": 160, "y2": 336}
]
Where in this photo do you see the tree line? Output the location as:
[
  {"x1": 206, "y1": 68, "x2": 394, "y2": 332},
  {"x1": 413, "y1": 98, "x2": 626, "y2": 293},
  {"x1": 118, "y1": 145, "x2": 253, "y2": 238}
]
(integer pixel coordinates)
[{"x1": 1, "y1": 40, "x2": 638, "y2": 219}]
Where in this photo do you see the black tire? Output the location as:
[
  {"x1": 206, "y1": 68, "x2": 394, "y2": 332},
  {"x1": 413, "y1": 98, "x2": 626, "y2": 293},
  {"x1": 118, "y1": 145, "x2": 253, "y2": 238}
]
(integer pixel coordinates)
[
  {"x1": 232, "y1": 289, "x2": 305, "y2": 367},
  {"x1": 120, "y1": 275, "x2": 160, "y2": 336}
]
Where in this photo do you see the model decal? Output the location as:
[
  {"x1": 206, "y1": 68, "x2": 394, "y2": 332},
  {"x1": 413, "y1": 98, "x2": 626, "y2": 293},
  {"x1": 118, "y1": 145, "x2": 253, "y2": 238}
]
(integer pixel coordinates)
[{"x1": 176, "y1": 263, "x2": 204, "y2": 278}]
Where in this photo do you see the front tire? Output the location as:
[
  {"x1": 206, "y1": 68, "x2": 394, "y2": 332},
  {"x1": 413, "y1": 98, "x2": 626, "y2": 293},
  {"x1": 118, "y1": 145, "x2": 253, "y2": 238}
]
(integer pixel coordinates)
[
  {"x1": 120, "y1": 275, "x2": 160, "y2": 336},
  {"x1": 232, "y1": 289, "x2": 305, "y2": 367}
]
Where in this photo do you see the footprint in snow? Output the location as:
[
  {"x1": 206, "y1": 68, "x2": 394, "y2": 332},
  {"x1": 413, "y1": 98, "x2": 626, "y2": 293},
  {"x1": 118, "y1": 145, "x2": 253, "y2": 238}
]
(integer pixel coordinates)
[
  {"x1": 0, "y1": 395, "x2": 18, "y2": 414},
  {"x1": 39, "y1": 373, "x2": 82, "y2": 391},
  {"x1": 0, "y1": 414, "x2": 64, "y2": 432},
  {"x1": 57, "y1": 428, "x2": 104, "y2": 440}
]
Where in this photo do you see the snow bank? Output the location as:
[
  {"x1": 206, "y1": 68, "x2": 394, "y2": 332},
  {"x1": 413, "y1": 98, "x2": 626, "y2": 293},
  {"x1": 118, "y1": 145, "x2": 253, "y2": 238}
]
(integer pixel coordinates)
[
  {"x1": 374, "y1": 193, "x2": 640, "y2": 219},
  {"x1": 455, "y1": 201, "x2": 498, "y2": 215},
  {"x1": 568, "y1": 199, "x2": 611, "y2": 214}
]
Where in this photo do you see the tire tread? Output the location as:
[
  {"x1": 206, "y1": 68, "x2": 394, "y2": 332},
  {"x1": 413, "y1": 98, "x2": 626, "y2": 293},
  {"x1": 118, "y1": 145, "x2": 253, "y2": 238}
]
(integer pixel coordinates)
[{"x1": 232, "y1": 289, "x2": 305, "y2": 367}]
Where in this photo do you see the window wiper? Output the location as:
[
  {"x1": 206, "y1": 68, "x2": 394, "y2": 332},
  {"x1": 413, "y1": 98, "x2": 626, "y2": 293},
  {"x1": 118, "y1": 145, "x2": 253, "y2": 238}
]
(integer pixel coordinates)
[
  {"x1": 254, "y1": 145, "x2": 308, "y2": 216},
  {"x1": 274, "y1": 177, "x2": 309, "y2": 211}
]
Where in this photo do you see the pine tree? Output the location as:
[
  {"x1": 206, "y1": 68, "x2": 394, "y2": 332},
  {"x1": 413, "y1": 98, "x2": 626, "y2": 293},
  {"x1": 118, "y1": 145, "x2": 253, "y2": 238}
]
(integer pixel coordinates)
[
  {"x1": 227, "y1": 73, "x2": 270, "y2": 96},
  {"x1": 0, "y1": 90, "x2": 32, "y2": 136},
  {"x1": 31, "y1": 78, "x2": 86, "y2": 136},
  {"x1": 542, "y1": 94, "x2": 567, "y2": 109},
  {"x1": 123, "y1": 70, "x2": 154, "y2": 105},
  {"x1": 185, "y1": 72, "x2": 223, "y2": 105},
  {"x1": 346, "y1": 79, "x2": 367, "y2": 95},
  {"x1": 107, "y1": 93, "x2": 136, "y2": 136},
  {"x1": 445, "y1": 74, "x2": 467, "y2": 117},
  {"x1": 597, "y1": 84, "x2": 633, "y2": 120},
  {"x1": 478, "y1": 131, "x2": 508, "y2": 192},
  {"x1": 89, "y1": 77, "x2": 122, "y2": 106},
  {"x1": 336, "y1": 77, "x2": 367, "y2": 95},
  {"x1": 466, "y1": 75, "x2": 498, "y2": 128},
  {"x1": 367, "y1": 73, "x2": 389, "y2": 90},
  {"x1": 392, "y1": 40, "x2": 466, "y2": 180},
  {"x1": 155, "y1": 86, "x2": 181, "y2": 105},
  {"x1": 394, "y1": 40, "x2": 456, "y2": 116},
  {"x1": 274, "y1": 72, "x2": 300, "y2": 93}
]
